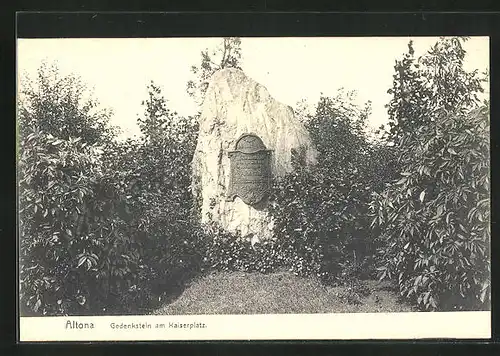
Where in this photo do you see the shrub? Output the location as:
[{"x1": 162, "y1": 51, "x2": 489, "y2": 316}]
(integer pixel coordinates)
[
  {"x1": 19, "y1": 131, "x2": 117, "y2": 315},
  {"x1": 17, "y1": 63, "x2": 133, "y2": 315},
  {"x1": 371, "y1": 37, "x2": 490, "y2": 311},
  {"x1": 371, "y1": 105, "x2": 490, "y2": 311},
  {"x1": 268, "y1": 92, "x2": 394, "y2": 284},
  {"x1": 18, "y1": 68, "x2": 202, "y2": 315},
  {"x1": 199, "y1": 220, "x2": 339, "y2": 280},
  {"x1": 18, "y1": 61, "x2": 115, "y2": 146},
  {"x1": 98, "y1": 82, "x2": 202, "y2": 310},
  {"x1": 18, "y1": 131, "x2": 163, "y2": 315},
  {"x1": 200, "y1": 224, "x2": 279, "y2": 274}
]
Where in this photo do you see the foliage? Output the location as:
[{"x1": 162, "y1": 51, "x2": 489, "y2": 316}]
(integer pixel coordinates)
[
  {"x1": 99, "y1": 81, "x2": 202, "y2": 310},
  {"x1": 186, "y1": 37, "x2": 242, "y2": 106},
  {"x1": 19, "y1": 61, "x2": 116, "y2": 146},
  {"x1": 269, "y1": 91, "x2": 394, "y2": 284},
  {"x1": 385, "y1": 38, "x2": 484, "y2": 145},
  {"x1": 200, "y1": 222, "x2": 329, "y2": 278},
  {"x1": 18, "y1": 67, "x2": 202, "y2": 315},
  {"x1": 199, "y1": 225, "x2": 279, "y2": 274},
  {"x1": 371, "y1": 37, "x2": 490, "y2": 311},
  {"x1": 18, "y1": 64, "x2": 139, "y2": 315},
  {"x1": 138, "y1": 81, "x2": 199, "y2": 147},
  {"x1": 20, "y1": 131, "x2": 96, "y2": 315},
  {"x1": 20, "y1": 38, "x2": 490, "y2": 316}
]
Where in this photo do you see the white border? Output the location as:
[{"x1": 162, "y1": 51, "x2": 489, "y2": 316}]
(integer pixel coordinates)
[{"x1": 20, "y1": 311, "x2": 491, "y2": 341}]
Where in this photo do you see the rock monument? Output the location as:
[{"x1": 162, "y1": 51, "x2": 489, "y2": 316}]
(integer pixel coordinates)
[{"x1": 191, "y1": 68, "x2": 317, "y2": 242}]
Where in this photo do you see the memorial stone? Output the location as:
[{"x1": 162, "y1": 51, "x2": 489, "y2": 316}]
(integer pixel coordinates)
[{"x1": 191, "y1": 68, "x2": 317, "y2": 242}]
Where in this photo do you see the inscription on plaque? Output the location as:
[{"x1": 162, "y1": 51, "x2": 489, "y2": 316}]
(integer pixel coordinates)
[{"x1": 227, "y1": 133, "x2": 272, "y2": 206}]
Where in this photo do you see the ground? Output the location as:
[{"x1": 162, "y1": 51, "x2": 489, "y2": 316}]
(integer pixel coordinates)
[{"x1": 151, "y1": 270, "x2": 415, "y2": 315}]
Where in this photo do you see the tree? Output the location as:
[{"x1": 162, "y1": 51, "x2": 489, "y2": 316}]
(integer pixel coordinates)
[
  {"x1": 101, "y1": 81, "x2": 203, "y2": 301},
  {"x1": 186, "y1": 37, "x2": 242, "y2": 107},
  {"x1": 307, "y1": 91, "x2": 371, "y2": 170},
  {"x1": 18, "y1": 62, "x2": 124, "y2": 315},
  {"x1": 386, "y1": 37, "x2": 484, "y2": 145},
  {"x1": 19, "y1": 64, "x2": 208, "y2": 316},
  {"x1": 111, "y1": 81, "x2": 198, "y2": 227},
  {"x1": 371, "y1": 37, "x2": 490, "y2": 311},
  {"x1": 18, "y1": 61, "x2": 116, "y2": 146},
  {"x1": 270, "y1": 91, "x2": 389, "y2": 283},
  {"x1": 138, "y1": 81, "x2": 198, "y2": 149}
]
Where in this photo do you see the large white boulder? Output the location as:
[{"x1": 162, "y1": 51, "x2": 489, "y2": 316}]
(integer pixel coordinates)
[{"x1": 191, "y1": 68, "x2": 317, "y2": 241}]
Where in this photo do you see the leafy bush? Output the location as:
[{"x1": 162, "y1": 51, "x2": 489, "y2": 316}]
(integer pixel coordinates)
[
  {"x1": 99, "y1": 81, "x2": 202, "y2": 310},
  {"x1": 200, "y1": 224, "x2": 278, "y2": 274},
  {"x1": 19, "y1": 130, "x2": 125, "y2": 315},
  {"x1": 18, "y1": 71, "x2": 148, "y2": 315},
  {"x1": 200, "y1": 220, "x2": 341, "y2": 280},
  {"x1": 371, "y1": 105, "x2": 490, "y2": 311},
  {"x1": 371, "y1": 37, "x2": 490, "y2": 311},
  {"x1": 18, "y1": 68, "x2": 201, "y2": 315},
  {"x1": 268, "y1": 92, "x2": 394, "y2": 284},
  {"x1": 18, "y1": 61, "x2": 116, "y2": 146}
]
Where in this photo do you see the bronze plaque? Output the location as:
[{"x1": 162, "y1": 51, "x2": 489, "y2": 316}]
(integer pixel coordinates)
[{"x1": 227, "y1": 134, "x2": 272, "y2": 206}]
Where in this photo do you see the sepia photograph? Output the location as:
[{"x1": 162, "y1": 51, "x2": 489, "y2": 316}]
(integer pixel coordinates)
[{"x1": 17, "y1": 35, "x2": 490, "y2": 340}]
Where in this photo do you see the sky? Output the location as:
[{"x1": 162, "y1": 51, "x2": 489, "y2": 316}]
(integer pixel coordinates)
[{"x1": 17, "y1": 37, "x2": 489, "y2": 139}]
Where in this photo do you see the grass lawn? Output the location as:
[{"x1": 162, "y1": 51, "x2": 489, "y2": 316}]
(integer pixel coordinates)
[{"x1": 151, "y1": 270, "x2": 415, "y2": 315}]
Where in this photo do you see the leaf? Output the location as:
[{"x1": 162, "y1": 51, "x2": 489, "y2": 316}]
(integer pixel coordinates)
[
  {"x1": 423, "y1": 292, "x2": 430, "y2": 306},
  {"x1": 436, "y1": 205, "x2": 444, "y2": 217},
  {"x1": 34, "y1": 299, "x2": 41, "y2": 312},
  {"x1": 395, "y1": 177, "x2": 407, "y2": 185},
  {"x1": 77, "y1": 256, "x2": 86, "y2": 268},
  {"x1": 419, "y1": 190, "x2": 426, "y2": 203},
  {"x1": 480, "y1": 282, "x2": 490, "y2": 303},
  {"x1": 429, "y1": 296, "x2": 437, "y2": 308}
]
